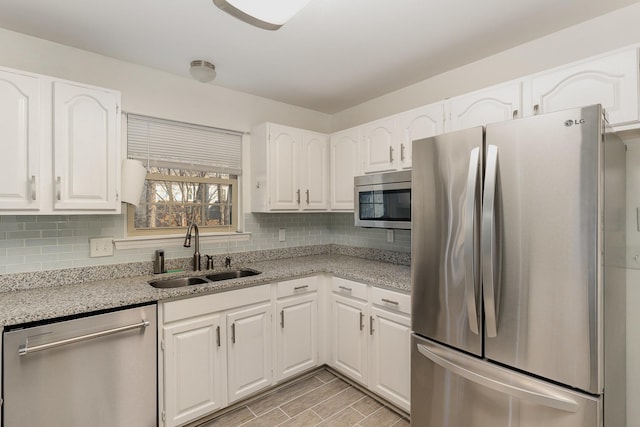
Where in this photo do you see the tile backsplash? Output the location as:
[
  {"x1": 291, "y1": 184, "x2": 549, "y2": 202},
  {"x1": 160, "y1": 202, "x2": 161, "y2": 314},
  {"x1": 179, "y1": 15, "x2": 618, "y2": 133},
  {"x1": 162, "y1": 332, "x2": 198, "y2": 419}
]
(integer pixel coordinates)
[{"x1": 0, "y1": 212, "x2": 410, "y2": 274}]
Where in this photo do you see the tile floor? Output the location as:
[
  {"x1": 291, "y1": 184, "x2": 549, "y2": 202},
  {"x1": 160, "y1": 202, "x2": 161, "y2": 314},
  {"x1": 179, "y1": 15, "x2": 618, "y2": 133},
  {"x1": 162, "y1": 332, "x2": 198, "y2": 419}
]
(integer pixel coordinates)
[{"x1": 196, "y1": 368, "x2": 410, "y2": 427}]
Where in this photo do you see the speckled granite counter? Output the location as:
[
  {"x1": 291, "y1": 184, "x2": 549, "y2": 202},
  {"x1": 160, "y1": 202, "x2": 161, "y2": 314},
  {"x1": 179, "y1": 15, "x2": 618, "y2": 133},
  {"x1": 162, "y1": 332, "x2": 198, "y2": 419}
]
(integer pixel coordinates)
[{"x1": 0, "y1": 253, "x2": 411, "y2": 327}]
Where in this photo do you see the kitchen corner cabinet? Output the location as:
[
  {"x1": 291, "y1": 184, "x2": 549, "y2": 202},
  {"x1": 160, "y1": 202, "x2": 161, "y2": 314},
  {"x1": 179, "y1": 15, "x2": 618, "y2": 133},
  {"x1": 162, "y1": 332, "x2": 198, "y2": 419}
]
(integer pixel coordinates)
[
  {"x1": 0, "y1": 66, "x2": 121, "y2": 214},
  {"x1": 525, "y1": 48, "x2": 639, "y2": 125},
  {"x1": 251, "y1": 122, "x2": 328, "y2": 212},
  {"x1": 330, "y1": 277, "x2": 411, "y2": 412},
  {"x1": 276, "y1": 277, "x2": 319, "y2": 381},
  {"x1": 329, "y1": 128, "x2": 360, "y2": 210},
  {"x1": 331, "y1": 278, "x2": 369, "y2": 385},
  {"x1": 399, "y1": 103, "x2": 445, "y2": 168},
  {"x1": 447, "y1": 81, "x2": 522, "y2": 131}
]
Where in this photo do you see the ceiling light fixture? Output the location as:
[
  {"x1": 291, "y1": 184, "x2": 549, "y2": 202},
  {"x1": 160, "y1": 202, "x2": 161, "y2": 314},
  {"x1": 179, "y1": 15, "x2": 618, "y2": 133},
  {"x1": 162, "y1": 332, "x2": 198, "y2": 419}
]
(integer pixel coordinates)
[
  {"x1": 189, "y1": 60, "x2": 217, "y2": 83},
  {"x1": 213, "y1": 0, "x2": 312, "y2": 30}
]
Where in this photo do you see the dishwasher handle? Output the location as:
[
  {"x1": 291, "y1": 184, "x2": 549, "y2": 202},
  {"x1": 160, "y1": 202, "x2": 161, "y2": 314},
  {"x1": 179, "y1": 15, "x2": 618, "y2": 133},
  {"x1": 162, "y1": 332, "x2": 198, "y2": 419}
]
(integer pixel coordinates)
[{"x1": 18, "y1": 319, "x2": 150, "y2": 356}]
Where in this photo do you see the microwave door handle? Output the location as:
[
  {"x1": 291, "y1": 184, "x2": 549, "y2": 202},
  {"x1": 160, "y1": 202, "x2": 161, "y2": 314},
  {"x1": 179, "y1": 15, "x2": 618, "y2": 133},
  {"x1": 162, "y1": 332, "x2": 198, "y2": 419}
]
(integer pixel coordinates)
[
  {"x1": 482, "y1": 144, "x2": 500, "y2": 338},
  {"x1": 464, "y1": 147, "x2": 481, "y2": 335}
]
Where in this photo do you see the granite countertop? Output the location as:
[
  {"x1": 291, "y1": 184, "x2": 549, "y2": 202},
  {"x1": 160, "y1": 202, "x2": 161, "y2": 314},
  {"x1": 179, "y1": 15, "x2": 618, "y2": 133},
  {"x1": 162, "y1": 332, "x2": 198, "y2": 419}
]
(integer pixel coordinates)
[{"x1": 0, "y1": 254, "x2": 411, "y2": 328}]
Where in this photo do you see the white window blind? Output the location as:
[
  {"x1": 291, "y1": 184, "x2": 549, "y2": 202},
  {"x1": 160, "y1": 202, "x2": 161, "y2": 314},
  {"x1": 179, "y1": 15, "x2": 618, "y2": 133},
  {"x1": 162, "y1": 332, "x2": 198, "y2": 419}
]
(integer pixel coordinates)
[{"x1": 127, "y1": 114, "x2": 243, "y2": 175}]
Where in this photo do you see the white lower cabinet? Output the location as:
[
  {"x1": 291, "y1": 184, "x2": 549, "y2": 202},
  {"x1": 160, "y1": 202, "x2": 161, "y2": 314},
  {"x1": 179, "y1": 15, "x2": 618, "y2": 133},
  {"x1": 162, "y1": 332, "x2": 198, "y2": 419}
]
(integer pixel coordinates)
[
  {"x1": 227, "y1": 302, "x2": 273, "y2": 403},
  {"x1": 159, "y1": 276, "x2": 410, "y2": 426},
  {"x1": 163, "y1": 313, "x2": 225, "y2": 427},
  {"x1": 330, "y1": 277, "x2": 411, "y2": 412},
  {"x1": 276, "y1": 277, "x2": 319, "y2": 381},
  {"x1": 159, "y1": 285, "x2": 272, "y2": 427},
  {"x1": 331, "y1": 292, "x2": 369, "y2": 384}
]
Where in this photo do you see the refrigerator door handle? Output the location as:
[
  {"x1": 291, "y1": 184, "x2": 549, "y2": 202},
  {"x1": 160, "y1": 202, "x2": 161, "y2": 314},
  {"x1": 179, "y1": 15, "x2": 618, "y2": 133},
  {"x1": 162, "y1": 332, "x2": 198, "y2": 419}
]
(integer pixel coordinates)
[
  {"x1": 464, "y1": 147, "x2": 481, "y2": 335},
  {"x1": 482, "y1": 144, "x2": 500, "y2": 338},
  {"x1": 416, "y1": 342, "x2": 579, "y2": 413}
]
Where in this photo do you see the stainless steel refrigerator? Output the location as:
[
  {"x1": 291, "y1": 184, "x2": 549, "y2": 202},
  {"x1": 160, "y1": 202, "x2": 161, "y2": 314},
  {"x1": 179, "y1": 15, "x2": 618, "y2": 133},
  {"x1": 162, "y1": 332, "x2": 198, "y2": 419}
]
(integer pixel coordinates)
[{"x1": 410, "y1": 105, "x2": 626, "y2": 427}]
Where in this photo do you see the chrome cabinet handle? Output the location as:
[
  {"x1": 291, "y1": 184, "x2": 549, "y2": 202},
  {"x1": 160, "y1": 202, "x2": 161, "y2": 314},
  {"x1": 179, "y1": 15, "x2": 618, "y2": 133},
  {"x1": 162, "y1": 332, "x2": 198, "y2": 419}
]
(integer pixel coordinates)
[
  {"x1": 381, "y1": 298, "x2": 399, "y2": 306},
  {"x1": 370, "y1": 315, "x2": 374, "y2": 335},
  {"x1": 389, "y1": 146, "x2": 394, "y2": 162},
  {"x1": 533, "y1": 104, "x2": 539, "y2": 115},
  {"x1": 400, "y1": 144, "x2": 405, "y2": 161},
  {"x1": 338, "y1": 285, "x2": 352, "y2": 292},
  {"x1": 56, "y1": 176, "x2": 62, "y2": 200},
  {"x1": 280, "y1": 310, "x2": 285, "y2": 328},
  {"x1": 305, "y1": 189, "x2": 310, "y2": 205},
  {"x1": 482, "y1": 145, "x2": 500, "y2": 338},
  {"x1": 216, "y1": 325, "x2": 221, "y2": 347},
  {"x1": 231, "y1": 323, "x2": 236, "y2": 344},
  {"x1": 18, "y1": 319, "x2": 150, "y2": 356},
  {"x1": 30, "y1": 175, "x2": 37, "y2": 201},
  {"x1": 416, "y1": 342, "x2": 579, "y2": 413},
  {"x1": 294, "y1": 285, "x2": 309, "y2": 291},
  {"x1": 359, "y1": 312, "x2": 364, "y2": 331},
  {"x1": 464, "y1": 147, "x2": 481, "y2": 335},
  {"x1": 512, "y1": 109, "x2": 518, "y2": 119},
  {"x1": 296, "y1": 189, "x2": 301, "y2": 204}
]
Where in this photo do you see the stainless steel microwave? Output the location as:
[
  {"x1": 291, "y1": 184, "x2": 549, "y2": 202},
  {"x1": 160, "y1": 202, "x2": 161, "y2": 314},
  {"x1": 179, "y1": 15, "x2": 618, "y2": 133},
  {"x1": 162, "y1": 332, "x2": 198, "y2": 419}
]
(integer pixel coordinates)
[{"x1": 354, "y1": 170, "x2": 411, "y2": 229}]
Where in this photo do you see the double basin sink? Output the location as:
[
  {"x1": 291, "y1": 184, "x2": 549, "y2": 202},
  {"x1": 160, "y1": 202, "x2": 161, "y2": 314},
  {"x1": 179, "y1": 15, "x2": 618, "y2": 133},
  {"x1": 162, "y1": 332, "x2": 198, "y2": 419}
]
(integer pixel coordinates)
[{"x1": 149, "y1": 268, "x2": 261, "y2": 288}]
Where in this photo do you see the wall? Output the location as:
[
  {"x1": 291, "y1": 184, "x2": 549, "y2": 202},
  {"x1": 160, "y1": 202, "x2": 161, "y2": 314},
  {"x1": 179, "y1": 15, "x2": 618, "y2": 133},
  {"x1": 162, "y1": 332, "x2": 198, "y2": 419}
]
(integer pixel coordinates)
[{"x1": 330, "y1": 2, "x2": 640, "y2": 131}]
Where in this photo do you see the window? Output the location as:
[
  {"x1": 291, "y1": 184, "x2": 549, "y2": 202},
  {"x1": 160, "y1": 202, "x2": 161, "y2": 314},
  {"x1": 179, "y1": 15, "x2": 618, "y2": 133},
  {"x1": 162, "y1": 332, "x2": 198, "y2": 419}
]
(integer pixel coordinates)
[{"x1": 126, "y1": 114, "x2": 242, "y2": 236}]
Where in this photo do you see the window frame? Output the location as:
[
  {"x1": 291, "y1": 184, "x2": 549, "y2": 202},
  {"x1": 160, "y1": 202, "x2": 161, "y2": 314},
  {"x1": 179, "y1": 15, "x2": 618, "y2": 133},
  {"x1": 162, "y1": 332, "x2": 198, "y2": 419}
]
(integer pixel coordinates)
[{"x1": 126, "y1": 170, "x2": 239, "y2": 237}]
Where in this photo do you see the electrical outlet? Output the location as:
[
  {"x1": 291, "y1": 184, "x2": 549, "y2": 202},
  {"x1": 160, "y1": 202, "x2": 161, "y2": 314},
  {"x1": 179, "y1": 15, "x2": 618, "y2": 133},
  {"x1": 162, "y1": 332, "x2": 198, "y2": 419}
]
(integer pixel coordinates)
[
  {"x1": 90, "y1": 237, "x2": 114, "y2": 257},
  {"x1": 279, "y1": 228, "x2": 286, "y2": 242}
]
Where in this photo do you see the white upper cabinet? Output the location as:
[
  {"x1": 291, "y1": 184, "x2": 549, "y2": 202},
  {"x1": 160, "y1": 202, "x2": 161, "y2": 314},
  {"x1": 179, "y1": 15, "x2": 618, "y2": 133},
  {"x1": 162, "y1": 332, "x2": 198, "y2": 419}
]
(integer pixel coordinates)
[
  {"x1": 360, "y1": 117, "x2": 399, "y2": 174},
  {"x1": 251, "y1": 123, "x2": 328, "y2": 212},
  {"x1": 0, "y1": 69, "x2": 41, "y2": 211},
  {"x1": 53, "y1": 81, "x2": 120, "y2": 211},
  {"x1": 329, "y1": 128, "x2": 360, "y2": 211},
  {"x1": 525, "y1": 48, "x2": 639, "y2": 126},
  {"x1": 399, "y1": 103, "x2": 444, "y2": 168},
  {"x1": 300, "y1": 131, "x2": 329, "y2": 210},
  {"x1": 0, "y1": 66, "x2": 121, "y2": 215},
  {"x1": 447, "y1": 81, "x2": 522, "y2": 131}
]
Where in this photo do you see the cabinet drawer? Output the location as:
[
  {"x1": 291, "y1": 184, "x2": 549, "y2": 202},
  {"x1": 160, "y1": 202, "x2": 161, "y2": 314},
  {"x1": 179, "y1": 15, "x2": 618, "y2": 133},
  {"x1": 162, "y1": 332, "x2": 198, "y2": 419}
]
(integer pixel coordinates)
[
  {"x1": 277, "y1": 276, "x2": 318, "y2": 298},
  {"x1": 163, "y1": 284, "x2": 271, "y2": 323},
  {"x1": 370, "y1": 286, "x2": 411, "y2": 315},
  {"x1": 332, "y1": 277, "x2": 368, "y2": 301}
]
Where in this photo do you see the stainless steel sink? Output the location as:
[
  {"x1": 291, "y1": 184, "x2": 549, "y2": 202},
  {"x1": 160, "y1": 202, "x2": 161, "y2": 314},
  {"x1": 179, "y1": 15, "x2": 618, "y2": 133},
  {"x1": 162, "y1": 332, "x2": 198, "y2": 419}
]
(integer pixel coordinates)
[
  {"x1": 149, "y1": 276, "x2": 209, "y2": 288},
  {"x1": 205, "y1": 269, "x2": 260, "y2": 282},
  {"x1": 148, "y1": 269, "x2": 261, "y2": 288}
]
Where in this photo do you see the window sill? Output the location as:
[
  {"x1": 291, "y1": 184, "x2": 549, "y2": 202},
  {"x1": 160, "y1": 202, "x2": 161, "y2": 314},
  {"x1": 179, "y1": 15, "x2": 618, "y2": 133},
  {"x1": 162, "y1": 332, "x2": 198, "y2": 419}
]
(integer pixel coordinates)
[{"x1": 113, "y1": 231, "x2": 251, "y2": 250}]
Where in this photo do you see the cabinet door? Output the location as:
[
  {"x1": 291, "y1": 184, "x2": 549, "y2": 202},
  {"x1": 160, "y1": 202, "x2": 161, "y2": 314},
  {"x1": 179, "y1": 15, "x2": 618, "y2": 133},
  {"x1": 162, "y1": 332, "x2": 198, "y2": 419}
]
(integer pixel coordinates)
[
  {"x1": 331, "y1": 294, "x2": 368, "y2": 385},
  {"x1": 163, "y1": 314, "x2": 225, "y2": 427},
  {"x1": 527, "y1": 49, "x2": 639, "y2": 125},
  {"x1": 227, "y1": 302, "x2": 272, "y2": 403},
  {"x1": 300, "y1": 131, "x2": 329, "y2": 210},
  {"x1": 330, "y1": 129, "x2": 360, "y2": 210},
  {"x1": 448, "y1": 82, "x2": 522, "y2": 131},
  {"x1": 361, "y1": 117, "x2": 399, "y2": 173},
  {"x1": 0, "y1": 70, "x2": 40, "y2": 210},
  {"x1": 269, "y1": 124, "x2": 300, "y2": 210},
  {"x1": 369, "y1": 306, "x2": 411, "y2": 412},
  {"x1": 52, "y1": 81, "x2": 120, "y2": 211},
  {"x1": 400, "y1": 103, "x2": 444, "y2": 169},
  {"x1": 276, "y1": 293, "x2": 318, "y2": 381}
]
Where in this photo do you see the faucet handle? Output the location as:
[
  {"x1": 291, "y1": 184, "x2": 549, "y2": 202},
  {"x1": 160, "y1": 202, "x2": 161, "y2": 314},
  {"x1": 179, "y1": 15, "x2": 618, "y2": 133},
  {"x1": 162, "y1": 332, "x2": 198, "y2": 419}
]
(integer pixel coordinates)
[{"x1": 225, "y1": 256, "x2": 232, "y2": 268}]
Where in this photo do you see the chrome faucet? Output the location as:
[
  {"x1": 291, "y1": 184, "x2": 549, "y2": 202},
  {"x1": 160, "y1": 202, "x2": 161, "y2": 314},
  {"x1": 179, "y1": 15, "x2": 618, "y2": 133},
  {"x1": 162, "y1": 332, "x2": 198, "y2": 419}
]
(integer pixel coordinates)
[{"x1": 183, "y1": 223, "x2": 201, "y2": 271}]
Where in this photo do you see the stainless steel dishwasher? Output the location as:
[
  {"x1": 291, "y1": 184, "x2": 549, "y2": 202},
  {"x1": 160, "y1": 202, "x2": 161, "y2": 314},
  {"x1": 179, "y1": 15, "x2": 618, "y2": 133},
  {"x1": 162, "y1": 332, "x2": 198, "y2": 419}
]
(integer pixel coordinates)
[{"x1": 3, "y1": 303, "x2": 157, "y2": 427}]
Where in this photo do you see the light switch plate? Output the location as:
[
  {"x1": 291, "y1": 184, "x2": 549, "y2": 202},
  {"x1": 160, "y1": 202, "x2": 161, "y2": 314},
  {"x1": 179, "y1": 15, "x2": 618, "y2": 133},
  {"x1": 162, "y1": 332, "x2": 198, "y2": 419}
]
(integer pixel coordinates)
[
  {"x1": 279, "y1": 228, "x2": 286, "y2": 242},
  {"x1": 387, "y1": 229, "x2": 394, "y2": 243},
  {"x1": 90, "y1": 237, "x2": 114, "y2": 257}
]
